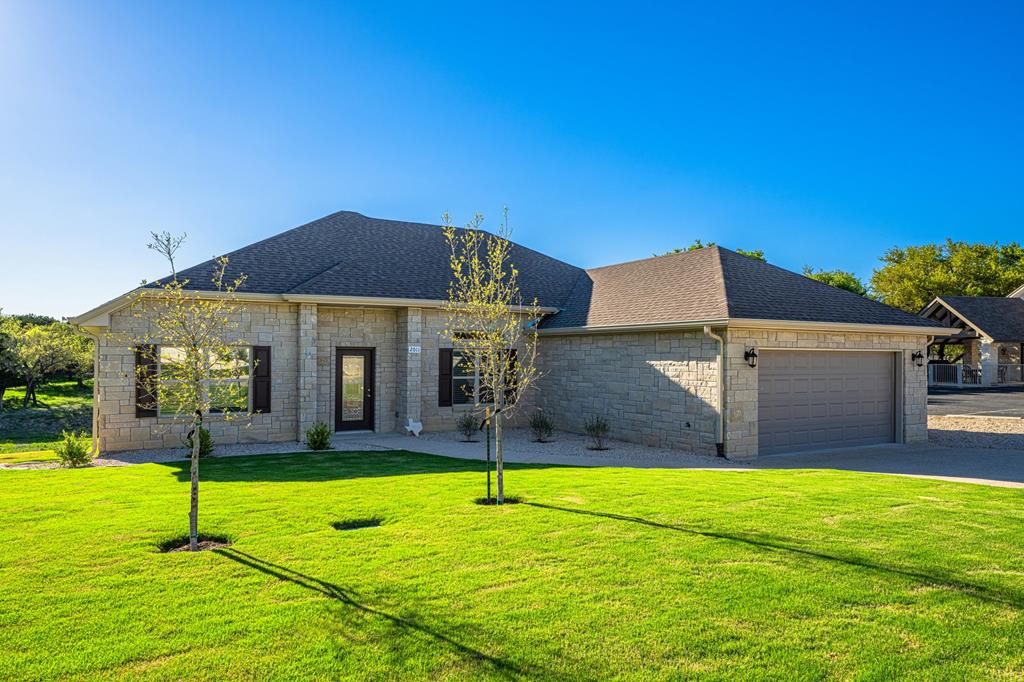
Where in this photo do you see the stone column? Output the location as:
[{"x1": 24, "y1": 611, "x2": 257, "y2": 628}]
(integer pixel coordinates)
[
  {"x1": 397, "y1": 307, "x2": 423, "y2": 428},
  {"x1": 297, "y1": 303, "x2": 318, "y2": 439},
  {"x1": 980, "y1": 340, "x2": 1000, "y2": 386}
]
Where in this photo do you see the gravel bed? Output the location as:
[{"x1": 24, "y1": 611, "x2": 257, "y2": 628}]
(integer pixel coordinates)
[{"x1": 929, "y1": 415, "x2": 1024, "y2": 450}]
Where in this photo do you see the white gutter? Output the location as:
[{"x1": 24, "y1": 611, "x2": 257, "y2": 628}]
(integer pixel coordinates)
[{"x1": 703, "y1": 325, "x2": 726, "y2": 456}]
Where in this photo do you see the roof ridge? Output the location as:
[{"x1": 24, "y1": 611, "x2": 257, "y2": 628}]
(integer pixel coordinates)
[
  {"x1": 585, "y1": 245, "x2": 718, "y2": 273},
  {"x1": 711, "y1": 246, "x2": 731, "y2": 318}
]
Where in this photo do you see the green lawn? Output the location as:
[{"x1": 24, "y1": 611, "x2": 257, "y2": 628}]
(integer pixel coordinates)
[
  {"x1": 0, "y1": 380, "x2": 92, "y2": 461},
  {"x1": 1, "y1": 451, "x2": 1022, "y2": 680}
]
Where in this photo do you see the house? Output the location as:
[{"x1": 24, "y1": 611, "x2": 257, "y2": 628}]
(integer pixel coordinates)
[
  {"x1": 71, "y1": 211, "x2": 946, "y2": 460},
  {"x1": 921, "y1": 292, "x2": 1024, "y2": 387}
]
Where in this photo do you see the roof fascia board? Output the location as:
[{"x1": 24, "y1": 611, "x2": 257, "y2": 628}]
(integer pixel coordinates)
[
  {"x1": 922, "y1": 299, "x2": 992, "y2": 341},
  {"x1": 71, "y1": 289, "x2": 558, "y2": 328},
  {"x1": 539, "y1": 317, "x2": 952, "y2": 337}
]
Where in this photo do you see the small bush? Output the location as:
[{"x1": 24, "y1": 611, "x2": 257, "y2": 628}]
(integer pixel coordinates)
[
  {"x1": 185, "y1": 427, "x2": 213, "y2": 458},
  {"x1": 583, "y1": 416, "x2": 610, "y2": 450},
  {"x1": 56, "y1": 430, "x2": 92, "y2": 468},
  {"x1": 529, "y1": 410, "x2": 554, "y2": 442},
  {"x1": 306, "y1": 421, "x2": 332, "y2": 451},
  {"x1": 455, "y1": 412, "x2": 478, "y2": 442}
]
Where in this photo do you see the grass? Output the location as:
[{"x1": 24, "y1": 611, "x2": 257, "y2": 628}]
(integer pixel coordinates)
[
  {"x1": 0, "y1": 380, "x2": 92, "y2": 461},
  {"x1": 1, "y1": 451, "x2": 1023, "y2": 680}
]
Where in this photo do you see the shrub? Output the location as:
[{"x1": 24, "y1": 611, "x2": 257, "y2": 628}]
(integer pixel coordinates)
[
  {"x1": 529, "y1": 410, "x2": 554, "y2": 442},
  {"x1": 185, "y1": 426, "x2": 214, "y2": 458},
  {"x1": 455, "y1": 412, "x2": 478, "y2": 442},
  {"x1": 56, "y1": 430, "x2": 92, "y2": 467},
  {"x1": 583, "y1": 416, "x2": 610, "y2": 450},
  {"x1": 306, "y1": 421, "x2": 332, "y2": 451}
]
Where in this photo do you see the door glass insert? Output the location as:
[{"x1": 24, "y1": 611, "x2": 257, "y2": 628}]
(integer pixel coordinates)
[{"x1": 341, "y1": 355, "x2": 364, "y2": 421}]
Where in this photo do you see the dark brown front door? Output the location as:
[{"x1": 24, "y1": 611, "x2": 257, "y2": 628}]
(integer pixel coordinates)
[{"x1": 335, "y1": 348, "x2": 374, "y2": 431}]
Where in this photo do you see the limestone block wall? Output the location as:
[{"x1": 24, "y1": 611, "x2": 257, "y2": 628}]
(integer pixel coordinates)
[
  {"x1": 724, "y1": 328, "x2": 930, "y2": 460},
  {"x1": 96, "y1": 301, "x2": 300, "y2": 452},
  {"x1": 534, "y1": 330, "x2": 720, "y2": 454},
  {"x1": 417, "y1": 309, "x2": 536, "y2": 434},
  {"x1": 315, "y1": 306, "x2": 399, "y2": 433}
]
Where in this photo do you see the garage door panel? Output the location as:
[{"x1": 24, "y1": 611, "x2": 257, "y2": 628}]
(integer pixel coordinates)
[{"x1": 759, "y1": 350, "x2": 895, "y2": 455}]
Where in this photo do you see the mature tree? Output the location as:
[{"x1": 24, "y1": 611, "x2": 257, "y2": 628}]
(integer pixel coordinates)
[
  {"x1": 442, "y1": 209, "x2": 542, "y2": 505},
  {"x1": 0, "y1": 314, "x2": 22, "y2": 412},
  {"x1": 66, "y1": 334, "x2": 95, "y2": 387},
  {"x1": 658, "y1": 240, "x2": 766, "y2": 261},
  {"x1": 802, "y1": 267, "x2": 869, "y2": 297},
  {"x1": 115, "y1": 231, "x2": 248, "y2": 551},
  {"x1": 871, "y1": 240, "x2": 1024, "y2": 312},
  {"x1": 14, "y1": 323, "x2": 75, "y2": 406}
]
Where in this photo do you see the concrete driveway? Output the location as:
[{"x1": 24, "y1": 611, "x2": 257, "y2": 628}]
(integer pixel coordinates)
[
  {"x1": 929, "y1": 385, "x2": 1024, "y2": 417},
  {"x1": 750, "y1": 443, "x2": 1024, "y2": 488}
]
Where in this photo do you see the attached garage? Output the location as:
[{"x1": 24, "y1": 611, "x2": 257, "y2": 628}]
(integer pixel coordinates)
[{"x1": 758, "y1": 350, "x2": 897, "y2": 455}]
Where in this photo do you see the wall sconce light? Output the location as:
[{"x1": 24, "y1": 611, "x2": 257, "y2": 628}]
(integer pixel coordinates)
[
  {"x1": 744, "y1": 347, "x2": 758, "y2": 368},
  {"x1": 911, "y1": 351, "x2": 925, "y2": 367}
]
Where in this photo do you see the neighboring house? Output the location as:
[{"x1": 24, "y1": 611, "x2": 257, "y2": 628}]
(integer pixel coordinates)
[
  {"x1": 921, "y1": 293, "x2": 1024, "y2": 387},
  {"x1": 71, "y1": 211, "x2": 946, "y2": 460}
]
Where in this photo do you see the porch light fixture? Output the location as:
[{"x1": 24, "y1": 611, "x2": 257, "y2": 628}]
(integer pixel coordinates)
[
  {"x1": 911, "y1": 351, "x2": 925, "y2": 367},
  {"x1": 744, "y1": 347, "x2": 758, "y2": 368}
]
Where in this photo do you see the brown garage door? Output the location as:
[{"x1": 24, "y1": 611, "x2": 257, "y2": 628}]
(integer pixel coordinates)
[{"x1": 758, "y1": 351, "x2": 895, "y2": 455}]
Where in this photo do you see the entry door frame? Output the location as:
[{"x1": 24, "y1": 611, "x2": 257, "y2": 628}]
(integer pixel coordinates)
[{"x1": 335, "y1": 347, "x2": 375, "y2": 432}]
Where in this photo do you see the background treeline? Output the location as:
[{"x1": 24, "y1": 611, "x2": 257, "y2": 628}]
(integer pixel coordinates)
[{"x1": 0, "y1": 313, "x2": 93, "y2": 411}]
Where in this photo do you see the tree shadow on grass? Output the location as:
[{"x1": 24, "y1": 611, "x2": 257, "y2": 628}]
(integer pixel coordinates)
[
  {"x1": 525, "y1": 502, "x2": 1024, "y2": 610},
  {"x1": 214, "y1": 548, "x2": 549, "y2": 679},
  {"x1": 162, "y1": 450, "x2": 566, "y2": 484}
]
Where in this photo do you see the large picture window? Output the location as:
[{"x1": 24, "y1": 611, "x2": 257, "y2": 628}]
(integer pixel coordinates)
[{"x1": 158, "y1": 346, "x2": 251, "y2": 416}]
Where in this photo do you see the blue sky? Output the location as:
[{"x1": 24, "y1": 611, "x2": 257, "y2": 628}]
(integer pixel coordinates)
[{"x1": 1, "y1": 1, "x2": 1021, "y2": 318}]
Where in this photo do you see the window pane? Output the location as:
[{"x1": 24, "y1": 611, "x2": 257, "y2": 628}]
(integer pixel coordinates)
[
  {"x1": 341, "y1": 355, "x2": 364, "y2": 421},
  {"x1": 452, "y1": 378, "x2": 474, "y2": 405},
  {"x1": 211, "y1": 347, "x2": 250, "y2": 379},
  {"x1": 159, "y1": 346, "x2": 188, "y2": 381},
  {"x1": 453, "y1": 351, "x2": 474, "y2": 378},
  {"x1": 159, "y1": 385, "x2": 190, "y2": 417},
  {"x1": 209, "y1": 381, "x2": 248, "y2": 413}
]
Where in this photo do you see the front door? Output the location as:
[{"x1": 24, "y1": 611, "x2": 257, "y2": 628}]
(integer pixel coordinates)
[{"x1": 335, "y1": 348, "x2": 374, "y2": 431}]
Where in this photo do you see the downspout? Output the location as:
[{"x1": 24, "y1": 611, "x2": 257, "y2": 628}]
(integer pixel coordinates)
[{"x1": 703, "y1": 325, "x2": 725, "y2": 457}]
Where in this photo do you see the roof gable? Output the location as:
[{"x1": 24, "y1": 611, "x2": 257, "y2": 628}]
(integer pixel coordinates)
[{"x1": 928, "y1": 296, "x2": 1024, "y2": 341}]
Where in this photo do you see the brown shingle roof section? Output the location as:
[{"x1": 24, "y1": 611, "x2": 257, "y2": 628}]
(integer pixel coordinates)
[
  {"x1": 936, "y1": 296, "x2": 1024, "y2": 341},
  {"x1": 540, "y1": 246, "x2": 944, "y2": 330},
  {"x1": 539, "y1": 247, "x2": 729, "y2": 328}
]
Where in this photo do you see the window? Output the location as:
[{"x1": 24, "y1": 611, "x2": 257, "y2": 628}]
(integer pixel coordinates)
[
  {"x1": 158, "y1": 346, "x2": 251, "y2": 416},
  {"x1": 450, "y1": 348, "x2": 517, "y2": 406},
  {"x1": 452, "y1": 350, "x2": 477, "y2": 405}
]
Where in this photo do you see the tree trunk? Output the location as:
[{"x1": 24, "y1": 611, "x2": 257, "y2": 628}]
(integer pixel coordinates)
[
  {"x1": 189, "y1": 412, "x2": 201, "y2": 551},
  {"x1": 23, "y1": 381, "x2": 35, "y2": 407},
  {"x1": 495, "y1": 411, "x2": 504, "y2": 504},
  {"x1": 0, "y1": 385, "x2": 5, "y2": 413},
  {"x1": 76, "y1": 377, "x2": 85, "y2": 388}
]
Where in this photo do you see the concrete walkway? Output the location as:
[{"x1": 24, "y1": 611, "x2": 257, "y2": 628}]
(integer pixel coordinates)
[{"x1": 6, "y1": 428, "x2": 1023, "y2": 489}]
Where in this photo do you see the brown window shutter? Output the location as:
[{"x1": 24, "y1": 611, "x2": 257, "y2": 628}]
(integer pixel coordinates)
[
  {"x1": 505, "y1": 348, "x2": 518, "y2": 405},
  {"x1": 438, "y1": 348, "x2": 453, "y2": 407},
  {"x1": 252, "y1": 346, "x2": 272, "y2": 413},
  {"x1": 135, "y1": 345, "x2": 158, "y2": 418}
]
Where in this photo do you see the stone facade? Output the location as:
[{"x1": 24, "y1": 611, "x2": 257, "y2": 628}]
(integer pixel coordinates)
[
  {"x1": 723, "y1": 328, "x2": 930, "y2": 460},
  {"x1": 96, "y1": 301, "x2": 301, "y2": 452},
  {"x1": 534, "y1": 330, "x2": 720, "y2": 454},
  {"x1": 92, "y1": 301, "x2": 931, "y2": 460}
]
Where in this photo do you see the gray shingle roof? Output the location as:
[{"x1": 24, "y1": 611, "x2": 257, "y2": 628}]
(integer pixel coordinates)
[
  {"x1": 155, "y1": 211, "x2": 586, "y2": 308},
  {"x1": 152, "y1": 211, "x2": 942, "y2": 331},
  {"x1": 935, "y1": 296, "x2": 1024, "y2": 341},
  {"x1": 539, "y1": 246, "x2": 945, "y2": 330}
]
